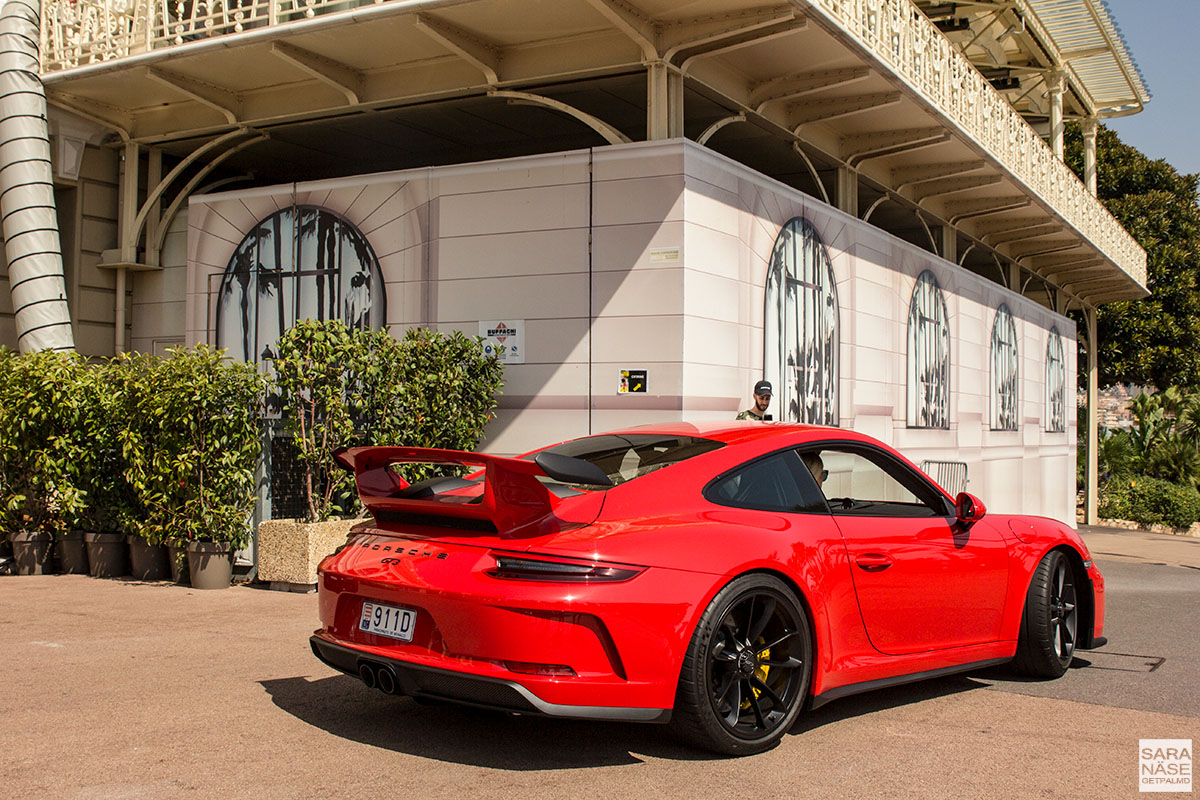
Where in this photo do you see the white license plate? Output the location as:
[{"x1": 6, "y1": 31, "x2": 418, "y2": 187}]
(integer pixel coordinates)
[{"x1": 359, "y1": 602, "x2": 417, "y2": 642}]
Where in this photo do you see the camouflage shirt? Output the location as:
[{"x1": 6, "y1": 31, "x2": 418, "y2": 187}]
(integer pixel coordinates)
[{"x1": 736, "y1": 409, "x2": 765, "y2": 421}]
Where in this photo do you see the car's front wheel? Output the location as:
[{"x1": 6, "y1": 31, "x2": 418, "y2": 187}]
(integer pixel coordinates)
[
  {"x1": 671, "y1": 574, "x2": 812, "y2": 755},
  {"x1": 1013, "y1": 549, "x2": 1078, "y2": 678}
]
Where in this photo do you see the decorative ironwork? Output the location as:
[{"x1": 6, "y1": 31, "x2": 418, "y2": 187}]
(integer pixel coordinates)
[
  {"x1": 806, "y1": 0, "x2": 1145, "y2": 287},
  {"x1": 1045, "y1": 326, "x2": 1066, "y2": 433},
  {"x1": 214, "y1": 205, "x2": 385, "y2": 363},
  {"x1": 990, "y1": 303, "x2": 1019, "y2": 431},
  {"x1": 906, "y1": 269, "x2": 949, "y2": 428},
  {"x1": 764, "y1": 217, "x2": 839, "y2": 426}
]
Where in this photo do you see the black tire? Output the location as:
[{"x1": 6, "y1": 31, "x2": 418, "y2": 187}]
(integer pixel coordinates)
[
  {"x1": 1013, "y1": 549, "x2": 1079, "y2": 678},
  {"x1": 671, "y1": 574, "x2": 812, "y2": 755}
]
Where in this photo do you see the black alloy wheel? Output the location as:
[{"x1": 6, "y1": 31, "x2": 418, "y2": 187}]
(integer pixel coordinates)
[
  {"x1": 672, "y1": 574, "x2": 812, "y2": 755},
  {"x1": 1013, "y1": 549, "x2": 1079, "y2": 678}
]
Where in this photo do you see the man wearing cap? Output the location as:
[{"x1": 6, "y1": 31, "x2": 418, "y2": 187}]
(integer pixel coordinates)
[{"x1": 736, "y1": 380, "x2": 772, "y2": 420}]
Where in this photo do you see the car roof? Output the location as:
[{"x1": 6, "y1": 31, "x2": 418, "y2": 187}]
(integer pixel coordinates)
[{"x1": 593, "y1": 420, "x2": 866, "y2": 447}]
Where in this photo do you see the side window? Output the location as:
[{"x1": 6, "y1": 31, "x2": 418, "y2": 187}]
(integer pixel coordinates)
[
  {"x1": 705, "y1": 450, "x2": 829, "y2": 514},
  {"x1": 801, "y1": 447, "x2": 951, "y2": 518}
]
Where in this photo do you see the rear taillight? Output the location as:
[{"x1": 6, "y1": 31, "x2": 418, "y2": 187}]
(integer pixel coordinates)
[{"x1": 486, "y1": 553, "x2": 644, "y2": 583}]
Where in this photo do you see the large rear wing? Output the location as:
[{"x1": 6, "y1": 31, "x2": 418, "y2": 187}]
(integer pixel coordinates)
[{"x1": 332, "y1": 446, "x2": 610, "y2": 537}]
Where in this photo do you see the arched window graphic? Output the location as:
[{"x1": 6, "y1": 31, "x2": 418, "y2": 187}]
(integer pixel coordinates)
[
  {"x1": 1045, "y1": 327, "x2": 1066, "y2": 433},
  {"x1": 216, "y1": 206, "x2": 385, "y2": 363},
  {"x1": 764, "y1": 217, "x2": 839, "y2": 425},
  {"x1": 990, "y1": 304, "x2": 1019, "y2": 431},
  {"x1": 906, "y1": 270, "x2": 950, "y2": 428}
]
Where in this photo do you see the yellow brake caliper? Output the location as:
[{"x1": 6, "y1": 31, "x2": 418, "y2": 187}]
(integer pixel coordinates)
[{"x1": 739, "y1": 640, "x2": 771, "y2": 709}]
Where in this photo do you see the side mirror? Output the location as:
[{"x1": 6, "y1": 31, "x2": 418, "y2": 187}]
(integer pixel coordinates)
[{"x1": 955, "y1": 492, "x2": 987, "y2": 526}]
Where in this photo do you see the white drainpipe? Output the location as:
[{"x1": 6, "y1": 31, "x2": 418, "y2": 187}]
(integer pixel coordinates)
[{"x1": 0, "y1": 0, "x2": 73, "y2": 352}]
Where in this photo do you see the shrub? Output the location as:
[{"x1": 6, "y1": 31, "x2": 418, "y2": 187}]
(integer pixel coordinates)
[
  {"x1": 271, "y1": 321, "x2": 504, "y2": 521},
  {"x1": 122, "y1": 346, "x2": 266, "y2": 548},
  {"x1": 0, "y1": 350, "x2": 87, "y2": 535},
  {"x1": 1098, "y1": 475, "x2": 1200, "y2": 529}
]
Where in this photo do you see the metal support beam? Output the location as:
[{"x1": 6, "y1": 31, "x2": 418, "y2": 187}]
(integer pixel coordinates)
[
  {"x1": 271, "y1": 41, "x2": 365, "y2": 104},
  {"x1": 835, "y1": 166, "x2": 858, "y2": 217},
  {"x1": 146, "y1": 67, "x2": 241, "y2": 124},
  {"x1": 489, "y1": 90, "x2": 631, "y2": 145},
  {"x1": 675, "y1": 16, "x2": 807, "y2": 70},
  {"x1": 1010, "y1": 239, "x2": 1079, "y2": 260},
  {"x1": 1046, "y1": 69, "x2": 1065, "y2": 159},
  {"x1": 893, "y1": 160, "x2": 985, "y2": 190},
  {"x1": 665, "y1": 6, "x2": 801, "y2": 63},
  {"x1": 584, "y1": 0, "x2": 656, "y2": 59},
  {"x1": 1085, "y1": 305, "x2": 1098, "y2": 525},
  {"x1": 413, "y1": 13, "x2": 500, "y2": 85},
  {"x1": 647, "y1": 61, "x2": 683, "y2": 139},
  {"x1": 789, "y1": 92, "x2": 900, "y2": 128},
  {"x1": 750, "y1": 67, "x2": 869, "y2": 112},
  {"x1": 115, "y1": 141, "x2": 139, "y2": 354},
  {"x1": 940, "y1": 225, "x2": 956, "y2": 264},
  {"x1": 911, "y1": 174, "x2": 1002, "y2": 202},
  {"x1": 947, "y1": 197, "x2": 1030, "y2": 224},
  {"x1": 696, "y1": 113, "x2": 746, "y2": 145},
  {"x1": 842, "y1": 127, "x2": 949, "y2": 166}
]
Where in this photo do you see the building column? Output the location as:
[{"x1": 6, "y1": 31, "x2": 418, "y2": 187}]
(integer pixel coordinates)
[
  {"x1": 647, "y1": 62, "x2": 684, "y2": 140},
  {"x1": 115, "y1": 141, "x2": 140, "y2": 354},
  {"x1": 1081, "y1": 117, "x2": 1099, "y2": 196},
  {"x1": 835, "y1": 166, "x2": 858, "y2": 217},
  {"x1": 1046, "y1": 69, "x2": 1065, "y2": 159},
  {"x1": 940, "y1": 225, "x2": 956, "y2": 264},
  {"x1": 1085, "y1": 305, "x2": 1099, "y2": 525}
]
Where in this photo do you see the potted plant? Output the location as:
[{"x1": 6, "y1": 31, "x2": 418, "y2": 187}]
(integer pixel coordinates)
[
  {"x1": 0, "y1": 350, "x2": 86, "y2": 574},
  {"x1": 124, "y1": 346, "x2": 265, "y2": 589}
]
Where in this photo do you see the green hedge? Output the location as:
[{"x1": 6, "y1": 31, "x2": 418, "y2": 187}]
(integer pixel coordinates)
[
  {"x1": 2, "y1": 324, "x2": 504, "y2": 540},
  {"x1": 1098, "y1": 475, "x2": 1200, "y2": 529},
  {"x1": 272, "y1": 321, "x2": 504, "y2": 522}
]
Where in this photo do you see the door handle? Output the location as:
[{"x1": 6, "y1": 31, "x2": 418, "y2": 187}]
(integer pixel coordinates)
[{"x1": 855, "y1": 553, "x2": 893, "y2": 572}]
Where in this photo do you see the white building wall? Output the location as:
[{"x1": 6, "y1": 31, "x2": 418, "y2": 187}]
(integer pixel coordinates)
[{"x1": 183, "y1": 139, "x2": 1076, "y2": 524}]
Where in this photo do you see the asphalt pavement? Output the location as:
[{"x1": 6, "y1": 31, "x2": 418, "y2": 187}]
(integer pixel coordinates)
[{"x1": 1, "y1": 525, "x2": 1196, "y2": 800}]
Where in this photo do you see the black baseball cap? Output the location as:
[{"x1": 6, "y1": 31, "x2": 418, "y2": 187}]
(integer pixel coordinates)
[{"x1": 754, "y1": 380, "x2": 772, "y2": 396}]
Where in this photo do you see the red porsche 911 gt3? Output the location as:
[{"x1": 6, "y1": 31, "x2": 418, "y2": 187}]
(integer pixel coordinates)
[{"x1": 310, "y1": 422, "x2": 1105, "y2": 755}]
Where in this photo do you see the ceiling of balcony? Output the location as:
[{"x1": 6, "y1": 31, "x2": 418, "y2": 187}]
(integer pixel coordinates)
[{"x1": 41, "y1": 0, "x2": 1146, "y2": 307}]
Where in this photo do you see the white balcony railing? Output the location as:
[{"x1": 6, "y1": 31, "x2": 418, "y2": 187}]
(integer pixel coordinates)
[
  {"x1": 39, "y1": 0, "x2": 375, "y2": 71},
  {"x1": 806, "y1": 0, "x2": 1146, "y2": 287}
]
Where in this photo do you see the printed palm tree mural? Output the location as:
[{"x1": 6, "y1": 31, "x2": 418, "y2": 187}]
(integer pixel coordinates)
[
  {"x1": 990, "y1": 304, "x2": 1019, "y2": 431},
  {"x1": 1045, "y1": 327, "x2": 1066, "y2": 433},
  {"x1": 215, "y1": 206, "x2": 385, "y2": 364},
  {"x1": 764, "y1": 217, "x2": 839, "y2": 425},
  {"x1": 907, "y1": 270, "x2": 950, "y2": 428}
]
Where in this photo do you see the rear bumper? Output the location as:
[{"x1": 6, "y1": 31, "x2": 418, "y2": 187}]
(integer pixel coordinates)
[
  {"x1": 1079, "y1": 561, "x2": 1107, "y2": 650},
  {"x1": 310, "y1": 635, "x2": 670, "y2": 722}
]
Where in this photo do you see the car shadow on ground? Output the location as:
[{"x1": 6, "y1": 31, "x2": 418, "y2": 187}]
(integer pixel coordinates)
[{"x1": 261, "y1": 670, "x2": 994, "y2": 768}]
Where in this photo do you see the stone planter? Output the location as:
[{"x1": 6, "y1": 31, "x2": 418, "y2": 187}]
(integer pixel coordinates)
[
  {"x1": 167, "y1": 543, "x2": 189, "y2": 585},
  {"x1": 58, "y1": 530, "x2": 90, "y2": 574},
  {"x1": 11, "y1": 530, "x2": 55, "y2": 575},
  {"x1": 257, "y1": 518, "x2": 361, "y2": 591},
  {"x1": 186, "y1": 541, "x2": 233, "y2": 590},
  {"x1": 84, "y1": 532, "x2": 129, "y2": 578},
  {"x1": 129, "y1": 538, "x2": 171, "y2": 581}
]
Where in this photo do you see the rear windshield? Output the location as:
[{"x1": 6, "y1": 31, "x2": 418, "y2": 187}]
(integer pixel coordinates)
[{"x1": 535, "y1": 434, "x2": 724, "y2": 487}]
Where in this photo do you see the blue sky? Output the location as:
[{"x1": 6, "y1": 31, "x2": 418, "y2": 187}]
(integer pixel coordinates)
[{"x1": 1103, "y1": 0, "x2": 1199, "y2": 176}]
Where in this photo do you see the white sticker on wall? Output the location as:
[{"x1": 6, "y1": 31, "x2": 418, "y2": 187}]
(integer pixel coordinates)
[{"x1": 479, "y1": 320, "x2": 525, "y2": 364}]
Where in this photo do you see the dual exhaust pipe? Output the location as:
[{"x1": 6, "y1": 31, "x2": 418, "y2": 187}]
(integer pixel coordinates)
[{"x1": 358, "y1": 661, "x2": 400, "y2": 695}]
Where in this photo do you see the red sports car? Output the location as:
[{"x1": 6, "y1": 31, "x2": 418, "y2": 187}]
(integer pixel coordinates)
[{"x1": 311, "y1": 422, "x2": 1105, "y2": 754}]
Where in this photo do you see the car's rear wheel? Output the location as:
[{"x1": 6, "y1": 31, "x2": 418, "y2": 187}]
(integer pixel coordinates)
[
  {"x1": 671, "y1": 574, "x2": 812, "y2": 755},
  {"x1": 1013, "y1": 549, "x2": 1078, "y2": 678}
]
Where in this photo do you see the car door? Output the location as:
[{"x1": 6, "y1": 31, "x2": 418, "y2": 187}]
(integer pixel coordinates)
[{"x1": 802, "y1": 445, "x2": 1010, "y2": 655}]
